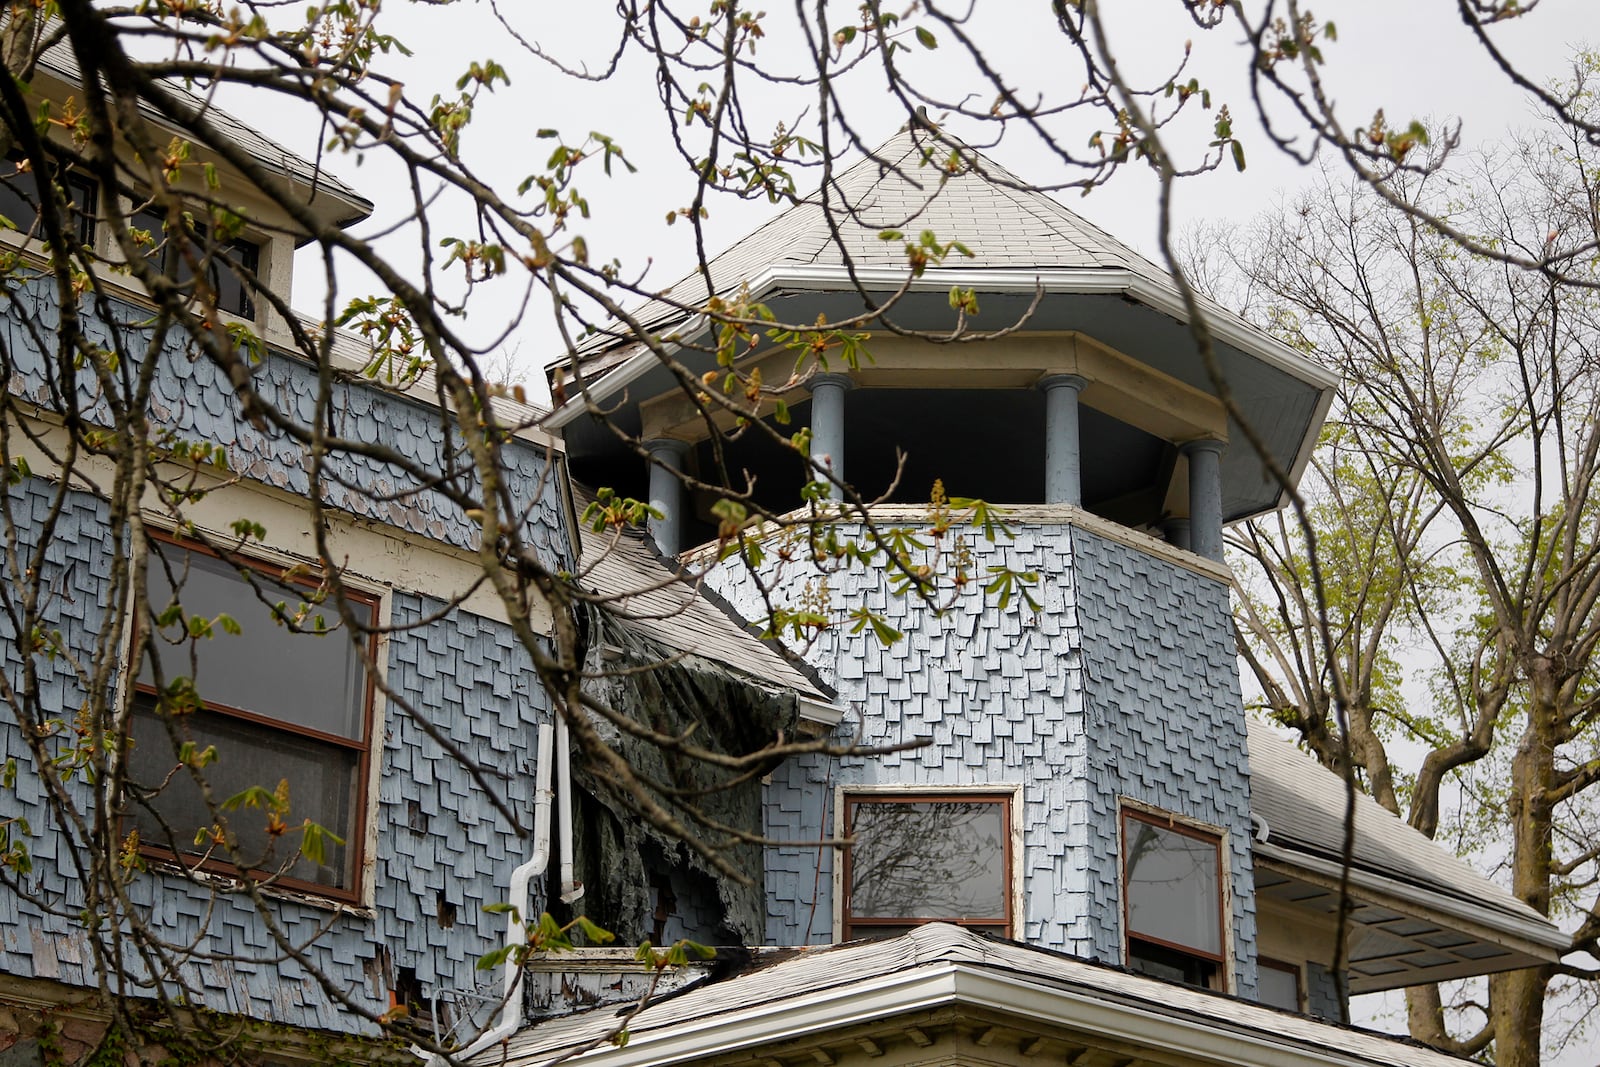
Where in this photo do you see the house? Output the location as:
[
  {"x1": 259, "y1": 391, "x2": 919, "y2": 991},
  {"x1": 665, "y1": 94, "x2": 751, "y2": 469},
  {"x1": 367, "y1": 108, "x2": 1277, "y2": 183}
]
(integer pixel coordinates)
[
  {"x1": 0, "y1": 44, "x2": 571, "y2": 1066},
  {"x1": 524, "y1": 128, "x2": 1569, "y2": 1065},
  {"x1": 0, "y1": 32, "x2": 1567, "y2": 1067}
]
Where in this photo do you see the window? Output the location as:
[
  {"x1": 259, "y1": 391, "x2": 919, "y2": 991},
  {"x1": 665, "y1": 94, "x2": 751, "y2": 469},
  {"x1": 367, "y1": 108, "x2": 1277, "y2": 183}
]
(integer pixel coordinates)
[
  {"x1": 0, "y1": 150, "x2": 97, "y2": 245},
  {"x1": 130, "y1": 204, "x2": 261, "y2": 317},
  {"x1": 126, "y1": 535, "x2": 376, "y2": 898},
  {"x1": 1121, "y1": 807, "x2": 1227, "y2": 989},
  {"x1": 841, "y1": 792, "x2": 1012, "y2": 940},
  {"x1": 1258, "y1": 957, "x2": 1303, "y2": 1012}
]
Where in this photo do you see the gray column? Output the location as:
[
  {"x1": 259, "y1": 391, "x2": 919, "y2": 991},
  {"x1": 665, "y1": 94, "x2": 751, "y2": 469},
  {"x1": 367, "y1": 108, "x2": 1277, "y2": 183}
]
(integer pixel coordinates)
[
  {"x1": 807, "y1": 373, "x2": 854, "y2": 501},
  {"x1": 645, "y1": 439, "x2": 691, "y2": 557},
  {"x1": 1183, "y1": 439, "x2": 1226, "y2": 561},
  {"x1": 1038, "y1": 373, "x2": 1089, "y2": 506},
  {"x1": 1163, "y1": 517, "x2": 1192, "y2": 553}
]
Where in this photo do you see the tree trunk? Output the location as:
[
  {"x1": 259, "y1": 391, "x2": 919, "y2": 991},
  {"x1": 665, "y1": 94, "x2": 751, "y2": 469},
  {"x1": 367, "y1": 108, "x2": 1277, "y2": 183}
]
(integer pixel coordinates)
[{"x1": 1489, "y1": 671, "x2": 1559, "y2": 1067}]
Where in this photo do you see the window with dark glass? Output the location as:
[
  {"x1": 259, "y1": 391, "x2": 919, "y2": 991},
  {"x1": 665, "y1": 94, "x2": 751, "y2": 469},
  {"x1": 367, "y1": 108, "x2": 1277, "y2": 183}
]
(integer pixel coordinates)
[
  {"x1": 1122, "y1": 808, "x2": 1226, "y2": 989},
  {"x1": 129, "y1": 204, "x2": 260, "y2": 317},
  {"x1": 1258, "y1": 957, "x2": 1303, "y2": 1012},
  {"x1": 842, "y1": 793, "x2": 1011, "y2": 940},
  {"x1": 0, "y1": 151, "x2": 96, "y2": 245},
  {"x1": 126, "y1": 536, "x2": 375, "y2": 897}
]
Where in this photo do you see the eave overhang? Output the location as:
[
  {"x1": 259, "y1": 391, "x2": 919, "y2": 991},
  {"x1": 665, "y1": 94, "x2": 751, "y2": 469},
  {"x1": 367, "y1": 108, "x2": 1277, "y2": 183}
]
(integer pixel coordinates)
[
  {"x1": 487, "y1": 933, "x2": 1476, "y2": 1067},
  {"x1": 1255, "y1": 843, "x2": 1568, "y2": 994},
  {"x1": 546, "y1": 264, "x2": 1336, "y2": 523}
]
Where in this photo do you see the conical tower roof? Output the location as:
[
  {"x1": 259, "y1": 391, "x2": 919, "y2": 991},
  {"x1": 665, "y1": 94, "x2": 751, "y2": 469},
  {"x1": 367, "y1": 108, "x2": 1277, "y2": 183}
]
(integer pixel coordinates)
[{"x1": 588, "y1": 127, "x2": 1169, "y2": 345}]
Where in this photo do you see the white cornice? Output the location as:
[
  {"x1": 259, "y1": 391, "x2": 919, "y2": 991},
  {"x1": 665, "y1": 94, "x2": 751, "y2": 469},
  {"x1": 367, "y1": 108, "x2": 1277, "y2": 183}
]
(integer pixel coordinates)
[
  {"x1": 488, "y1": 956, "x2": 1472, "y2": 1067},
  {"x1": 545, "y1": 264, "x2": 1339, "y2": 428},
  {"x1": 1254, "y1": 843, "x2": 1569, "y2": 958}
]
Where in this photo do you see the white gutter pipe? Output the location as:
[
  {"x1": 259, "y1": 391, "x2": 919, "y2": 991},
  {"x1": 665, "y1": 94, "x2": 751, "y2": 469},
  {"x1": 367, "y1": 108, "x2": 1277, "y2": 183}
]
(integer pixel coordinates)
[
  {"x1": 556, "y1": 713, "x2": 585, "y2": 904},
  {"x1": 423, "y1": 721, "x2": 555, "y2": 1066}
]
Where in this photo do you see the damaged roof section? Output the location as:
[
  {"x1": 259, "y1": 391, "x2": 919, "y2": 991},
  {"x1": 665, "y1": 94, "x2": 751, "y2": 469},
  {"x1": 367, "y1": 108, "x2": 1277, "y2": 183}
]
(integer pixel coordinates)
[
  {"x1": 1246, "y1": 719, "x2": 1567, "y2": 992},
  {"x1": 573, "y1": 492, "x2": 837, "y2": 722},
  {"x1": 560, "y1": 490, "x2": 841, "y2": 946}
]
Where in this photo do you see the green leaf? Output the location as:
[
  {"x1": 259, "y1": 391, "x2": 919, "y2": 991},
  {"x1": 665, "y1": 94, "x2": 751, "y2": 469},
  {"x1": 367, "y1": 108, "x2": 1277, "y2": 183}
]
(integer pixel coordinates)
[
  {"x1": 574, "y1": 915, "x2": 616, "y2": 945},
  {"x1": 1230, "y1": 140, "x2": 1247, "y2": 172},
  {"x1": 915, "y1": 26, "x2": 938, "y2": 49}
]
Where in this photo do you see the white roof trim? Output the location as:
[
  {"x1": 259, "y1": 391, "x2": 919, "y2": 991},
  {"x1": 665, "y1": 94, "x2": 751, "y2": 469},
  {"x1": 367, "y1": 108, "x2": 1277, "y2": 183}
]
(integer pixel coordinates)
[
  {"x1": 546, "y1": 263, "x2": 1339, "y2": 433},
  {"x1": 545, "y1": 315, "x2": 708, "y2": 429},
  {"x1": 1255, "y1": 841, "x2": 1569, "y2": 957},
  {"x1": 490, "y1": 942, "x2": 1474, "y2": 1067}
]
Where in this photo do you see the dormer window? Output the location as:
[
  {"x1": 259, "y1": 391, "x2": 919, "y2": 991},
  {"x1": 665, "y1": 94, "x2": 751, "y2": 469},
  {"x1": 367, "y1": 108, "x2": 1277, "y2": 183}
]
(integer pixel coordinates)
[
  {"x1": 841, "y1": 790, "x2": 1013, "y2": 940},
  {"x1": 130, "y1": 205, "x2": 261, "y2": 318},
  {"x1": 1121, "y1": 807, "x2": 1227, "y2": 990},
  {"x1": 1, "y1": 150, "x2": 97, "y2": 245}
]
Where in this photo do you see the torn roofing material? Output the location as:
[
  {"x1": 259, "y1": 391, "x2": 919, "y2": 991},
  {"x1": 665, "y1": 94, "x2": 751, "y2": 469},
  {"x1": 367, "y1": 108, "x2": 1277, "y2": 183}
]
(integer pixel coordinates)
[
  {"x1": 482, "y1": 923, "x2": 1484, "y2": 1067},
  {"x1": 573, "y1": 492, "x2": 836, "y2": 714}
]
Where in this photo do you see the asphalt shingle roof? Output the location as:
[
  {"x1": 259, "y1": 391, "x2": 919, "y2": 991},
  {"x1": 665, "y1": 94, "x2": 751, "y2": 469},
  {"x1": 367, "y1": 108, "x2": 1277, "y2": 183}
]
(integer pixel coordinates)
[
  {"x1": 1246, "y1": 718, "x2": 1551, "y2": 930},
  {"x1": 488, "y1": 923, "x2": 1480, "y2": 1067}
]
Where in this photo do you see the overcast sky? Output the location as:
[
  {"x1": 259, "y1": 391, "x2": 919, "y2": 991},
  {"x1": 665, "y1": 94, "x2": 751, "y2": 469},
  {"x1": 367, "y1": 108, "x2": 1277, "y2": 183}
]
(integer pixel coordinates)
[{"x1": 263, "y1": 0, "x2": 1597, "y2": 399}]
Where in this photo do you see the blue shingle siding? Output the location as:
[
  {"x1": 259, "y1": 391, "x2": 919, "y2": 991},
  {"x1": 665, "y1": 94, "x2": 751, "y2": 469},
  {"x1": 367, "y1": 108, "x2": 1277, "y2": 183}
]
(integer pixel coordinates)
[
  {"x1": 0, "y1": 482, "x2": 556, "y2": 1033},
  {"x1": 1071, "y1": 527, "x2": 1259, "y2": 997},
  {"x1": 723, "y1": 522, "x2": 1096, "y2": 953},
  {"x1": 1304, "y1": 961, "x2": 1346, "y2": 1021},
  {"x1": 726, "y1": 520, "x2": 1259, "y2": 994},
  {"x1": 0, "y1": 283, "x2": 567, "y2": 1034},
  {"x1": 2, "y1": 279, "x2": 563, "y2": 559}
]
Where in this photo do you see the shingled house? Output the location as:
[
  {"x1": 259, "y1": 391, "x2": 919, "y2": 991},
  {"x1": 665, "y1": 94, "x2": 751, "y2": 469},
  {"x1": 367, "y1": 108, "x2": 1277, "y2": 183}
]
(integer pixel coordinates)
[
  {"x1": 0, "y1": 44, "x2": 573, "y2": 1066},
  {"x1": 527, "y1": 129, "x2": 1570, "y2": 1066},
  {"x1": 0, "y1": 37, "x2": 1569, "y2": 1067}
]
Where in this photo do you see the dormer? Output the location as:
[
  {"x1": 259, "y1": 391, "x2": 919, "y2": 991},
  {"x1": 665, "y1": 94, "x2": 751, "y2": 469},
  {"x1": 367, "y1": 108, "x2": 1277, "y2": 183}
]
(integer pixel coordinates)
[{"x1": 2, "y1": 43, "x2": 371, "y2": 338}]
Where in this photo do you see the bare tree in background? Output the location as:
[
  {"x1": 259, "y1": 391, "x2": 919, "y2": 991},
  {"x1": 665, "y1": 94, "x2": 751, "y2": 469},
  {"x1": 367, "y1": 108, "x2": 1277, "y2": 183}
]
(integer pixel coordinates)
[{"x1": 1220, "y1": 81, "x2": 1600, "y2": 1064}]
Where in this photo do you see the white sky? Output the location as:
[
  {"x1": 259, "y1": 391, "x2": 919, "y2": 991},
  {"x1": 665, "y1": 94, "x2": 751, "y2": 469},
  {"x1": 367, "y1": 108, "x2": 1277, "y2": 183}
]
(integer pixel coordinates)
[
  {"x1": 268, "y1": 0, "x2": 1598, "y2": 399},
  {"x1": 244, "y1": 3, "x2": 1598, "y2": 1057}
]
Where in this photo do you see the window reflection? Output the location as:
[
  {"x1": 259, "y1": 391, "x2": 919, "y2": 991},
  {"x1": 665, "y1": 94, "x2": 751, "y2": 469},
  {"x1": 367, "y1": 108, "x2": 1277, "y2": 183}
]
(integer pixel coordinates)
[
  {"x1": 1122, "y1": 809, "x2": 1225, "y2": 989},
  {"x1": 844, "y1": 796, "x2": 1010, "y2": 939}
]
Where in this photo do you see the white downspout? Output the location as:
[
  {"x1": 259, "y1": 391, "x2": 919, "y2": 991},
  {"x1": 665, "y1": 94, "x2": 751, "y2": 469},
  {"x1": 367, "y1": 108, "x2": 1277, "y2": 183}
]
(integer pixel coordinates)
[
  {"x1": 423, "y1": 721, "x2": 554, "y2": 1066},
  {"x1": 556, "y1": 712, "x2": 584, "y2": 904}
]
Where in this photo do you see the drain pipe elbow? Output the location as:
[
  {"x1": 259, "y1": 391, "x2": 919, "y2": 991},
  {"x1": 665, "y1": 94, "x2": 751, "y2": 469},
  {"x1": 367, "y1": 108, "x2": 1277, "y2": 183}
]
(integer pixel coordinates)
[{"x1": 421, "y1": 722, "x2": 555, "y2": 1066}]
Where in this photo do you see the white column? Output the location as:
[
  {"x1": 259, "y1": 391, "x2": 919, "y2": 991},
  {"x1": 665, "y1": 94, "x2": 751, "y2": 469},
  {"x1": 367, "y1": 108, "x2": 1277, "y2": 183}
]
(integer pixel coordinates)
[
  {"x1": 1183, "y1": 439, "x2": 1225, "y2": 561},
  {"x1": 1039, "y1": 373, "x2": 1089, "y2": 506}
]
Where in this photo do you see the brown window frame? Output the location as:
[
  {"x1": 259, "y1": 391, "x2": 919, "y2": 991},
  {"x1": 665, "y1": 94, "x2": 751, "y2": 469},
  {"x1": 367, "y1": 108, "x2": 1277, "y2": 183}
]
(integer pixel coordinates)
[
  {"x1": 1120, "y1": 806, "x2": 1228, "y2": 989},
  {"x1": 128, "y1": 530, "x2": 379, "y2": 903},
  {"x1": 840, "y1": 791, "x2": 1013, "y2": 941},
  {"x1": 1258, "y1": 956, "x2": 1305, "y2": 1012}
]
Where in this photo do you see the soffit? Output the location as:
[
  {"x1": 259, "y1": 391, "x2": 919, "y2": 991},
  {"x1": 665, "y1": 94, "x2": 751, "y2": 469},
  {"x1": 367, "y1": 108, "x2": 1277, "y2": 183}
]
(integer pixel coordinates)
[{"x1": 1246, "y1": 718, "x2": 1566, "y2": 990}]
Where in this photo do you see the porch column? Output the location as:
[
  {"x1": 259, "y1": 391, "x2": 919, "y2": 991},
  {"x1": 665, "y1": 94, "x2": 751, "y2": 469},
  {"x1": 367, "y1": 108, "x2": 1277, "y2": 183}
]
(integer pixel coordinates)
[
  {"x1": 1039, "y1": 373, "x2": 1089, "y2": 506},
  {"x1": 1163, "y1": 517, "x2": 1192, "y2": 553},
  {"x1": 807, "y1": 373, "x2": 854, "y2": 501},
  {"x1": 1183, "y1": 439, "x2": 1225, "y2": 561},
  {"x1": 645, "y1": 438, "x2": 691, "y2": 558}
]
